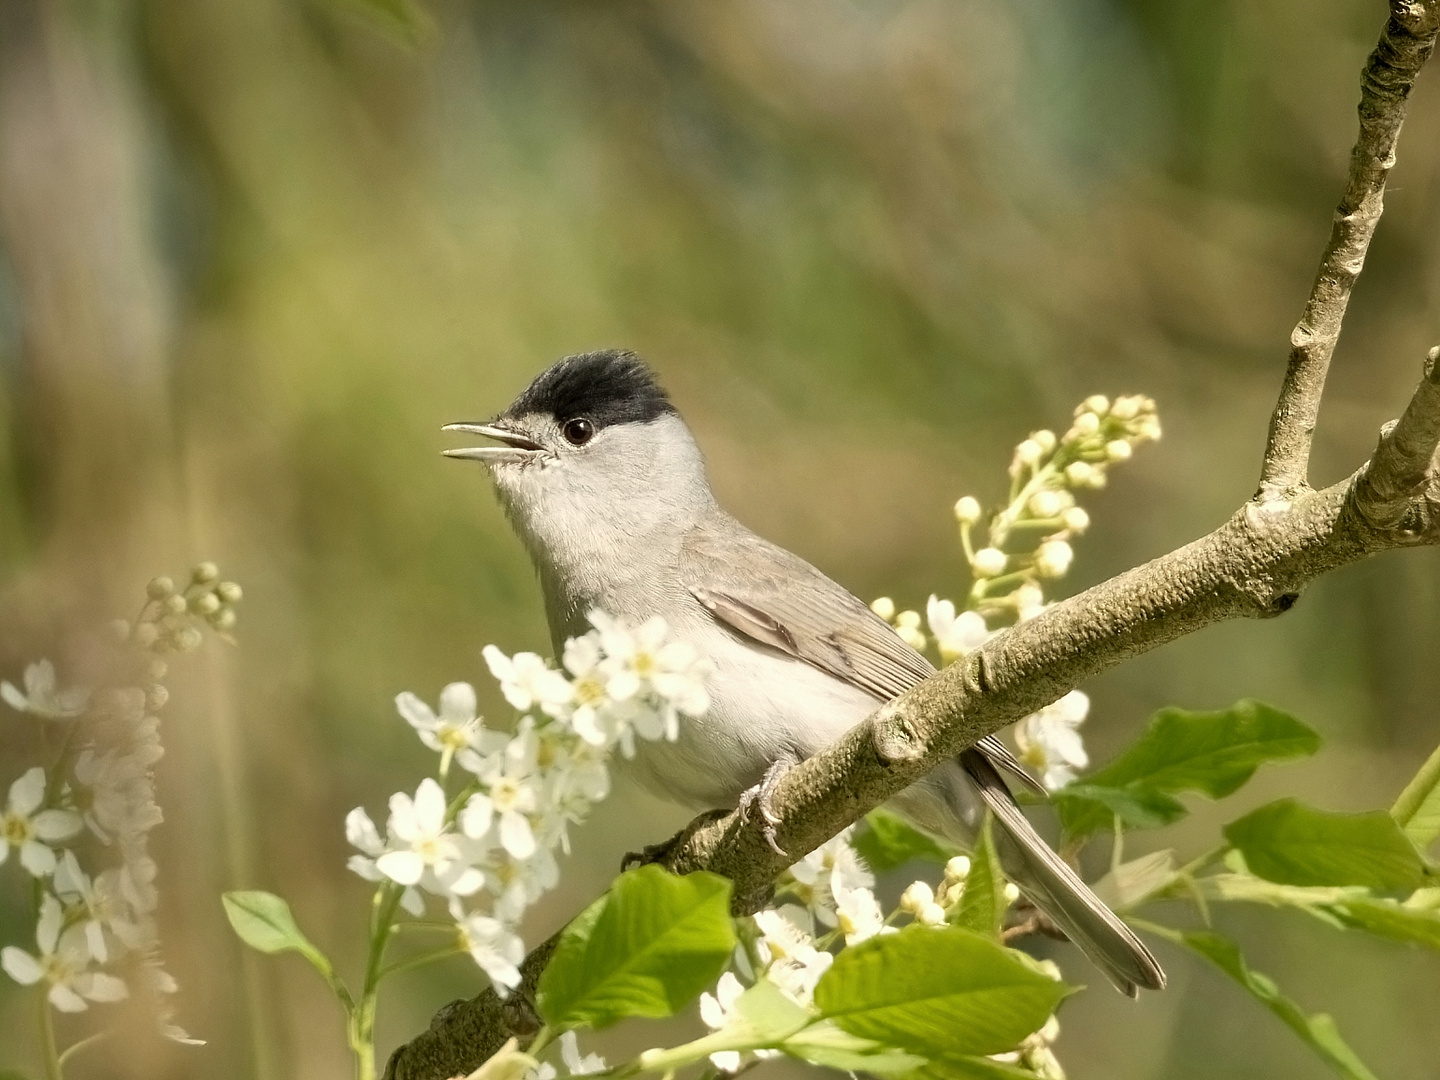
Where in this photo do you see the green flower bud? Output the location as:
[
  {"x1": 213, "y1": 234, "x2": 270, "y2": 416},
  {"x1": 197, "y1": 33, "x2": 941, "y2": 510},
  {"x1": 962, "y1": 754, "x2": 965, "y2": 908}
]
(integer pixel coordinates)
[
  {"x1": 1105, "y1": 439, "x2": 1133, "y2": 462},
  {"x1": 870, "y1": 596, "x2": 896, "y2": 621},
  {"x1": 217, "y1": 582, "x2": 243, "y2": 604},
  {"x1": 212, "y1": 608, "x2": 237, "y2": 631},
  {"x1": 146, "y1": 576, "x2": 175, "y2": 600},
  {"x1": 1032, "y1": 429, "x2": 1057, "y2": 454},
  {"x1": 1083, "y1": 394, "x2": 1111, "y2": 416},
  {"x1": 191, "y1": 592, "x2": 221, "y2": 616},
  {"x1": 191, "y1": 561, "x2": 219, "y2": 585},
  {"x1": 163, "y1": 594, "x2": 188, "y2": 616}
]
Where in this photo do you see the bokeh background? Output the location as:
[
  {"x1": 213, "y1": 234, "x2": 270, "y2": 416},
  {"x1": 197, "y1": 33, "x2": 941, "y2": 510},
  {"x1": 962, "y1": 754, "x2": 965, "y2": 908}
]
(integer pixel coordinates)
[{"x1": 2, "y1": 0, "x2": 1440, "y2": 1077}]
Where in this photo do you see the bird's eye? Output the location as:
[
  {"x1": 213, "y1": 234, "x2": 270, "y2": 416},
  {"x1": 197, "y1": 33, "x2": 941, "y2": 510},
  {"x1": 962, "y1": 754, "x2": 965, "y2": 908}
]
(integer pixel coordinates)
[{"x1": 563, "y1": 418, "x2": 595, "y2": 446}]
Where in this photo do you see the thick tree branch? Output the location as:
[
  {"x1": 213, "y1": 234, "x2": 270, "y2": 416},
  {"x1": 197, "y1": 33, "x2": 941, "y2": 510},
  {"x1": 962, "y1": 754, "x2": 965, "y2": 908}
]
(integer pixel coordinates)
[
  {"x1": 1259, "y1": 1, "x2": 1440, "y2": 498},
  {"x1": 386, "y1": 5, "x2": 1440, "y2": 1079}
]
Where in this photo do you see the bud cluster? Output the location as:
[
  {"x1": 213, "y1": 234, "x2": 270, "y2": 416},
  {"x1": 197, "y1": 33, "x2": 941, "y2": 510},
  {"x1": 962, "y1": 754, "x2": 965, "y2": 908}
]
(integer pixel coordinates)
[{"x1": 112, "y1": 564, "x2": 243, "y2": 654}]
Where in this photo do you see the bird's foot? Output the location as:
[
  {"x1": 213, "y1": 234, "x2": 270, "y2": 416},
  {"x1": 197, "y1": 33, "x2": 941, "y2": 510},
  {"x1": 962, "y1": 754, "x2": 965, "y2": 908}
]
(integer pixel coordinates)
[{"x1": 739, "y1": 757, "x2": 796, "y2": 857}]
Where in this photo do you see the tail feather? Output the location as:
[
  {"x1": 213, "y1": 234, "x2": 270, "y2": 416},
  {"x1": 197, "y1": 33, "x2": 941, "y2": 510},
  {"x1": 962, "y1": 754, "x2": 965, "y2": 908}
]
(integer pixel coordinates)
[{"x1": 959, "y1": 750, "x2": 1166, "y2": 997}]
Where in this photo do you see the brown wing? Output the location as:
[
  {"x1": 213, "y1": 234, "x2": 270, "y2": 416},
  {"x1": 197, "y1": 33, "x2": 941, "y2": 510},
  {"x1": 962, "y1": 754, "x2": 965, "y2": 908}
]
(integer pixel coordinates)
[{"x1": 682, "y1": 515, "x2": 1043, "y2": 794}]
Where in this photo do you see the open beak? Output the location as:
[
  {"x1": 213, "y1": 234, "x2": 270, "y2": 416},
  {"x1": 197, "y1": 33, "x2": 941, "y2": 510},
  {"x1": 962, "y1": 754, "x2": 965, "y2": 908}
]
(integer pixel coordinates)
[{"x1": 442, "y1": 421, "x2": 545, "y2": 464}]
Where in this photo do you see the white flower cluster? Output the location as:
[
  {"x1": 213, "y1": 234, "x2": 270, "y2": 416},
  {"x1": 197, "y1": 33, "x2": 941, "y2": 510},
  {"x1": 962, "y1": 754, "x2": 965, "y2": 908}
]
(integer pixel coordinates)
[
  {"x1": 346, "y1": 610, "x2": 712, "y2": 993},
  {"x1": 700, "y1": 830, "x2": 1026, "y2": 1074},
  {"x1": 0, "y1": 564, "x2": 236, "y2": 1043},
  {"x1": 1015, "y1": 690, "x2": 1091, "y2": 791},
  {"x1": 868, "y1": 395, "x2": 1158, "y2": 793}
]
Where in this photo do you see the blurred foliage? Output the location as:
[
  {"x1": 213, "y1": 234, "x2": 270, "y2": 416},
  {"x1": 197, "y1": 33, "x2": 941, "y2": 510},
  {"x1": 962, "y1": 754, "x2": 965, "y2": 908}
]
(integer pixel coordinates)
[{"x1": 1, "y1": 0, "x2": 1439, "y2": 1077}]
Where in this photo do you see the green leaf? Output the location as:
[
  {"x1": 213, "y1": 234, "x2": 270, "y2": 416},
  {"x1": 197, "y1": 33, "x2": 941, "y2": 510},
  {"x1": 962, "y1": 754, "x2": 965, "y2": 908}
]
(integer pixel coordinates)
[
  {"x1": 537, "y1": 866, "x2": 736, "y2": 1030},
  {"x1": 1178, "y1": 930, "x2": 1379, "y2": 1080},
  {"x1": 853, "y1": 809, "x2": 956, "y2": 872},
  {"x1": 1056, "y1": 784, "x2": 1186, "y2": 832},
  {"x1": 1056, "y1": 700, "x2": 1320, "y2": 837},
  {"x1": 223, "y1": 891, "x2": 332, "y2": 971},
  {"x1": 1391, "y1": 740, "x2": 1440, "y2": 849},
  {"x1": 814, "y1": 925, "x2": 1070, "y2": 1058},
  {"x1": 952, "y1": 814, "x2": 1006, "y2": 938},
  {"x1": 1326, "y1": 896, "x2": 1440, "y2": 951},
  {"x1": 1224, "y1": 799, "x2": 1428, "y2": 890}
]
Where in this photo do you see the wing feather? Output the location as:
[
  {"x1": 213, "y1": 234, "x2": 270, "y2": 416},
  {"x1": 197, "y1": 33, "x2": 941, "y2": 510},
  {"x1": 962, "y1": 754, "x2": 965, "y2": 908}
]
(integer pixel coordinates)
[{"x1": 681, "y1": 516, "x2": 1043, "y2": 794}]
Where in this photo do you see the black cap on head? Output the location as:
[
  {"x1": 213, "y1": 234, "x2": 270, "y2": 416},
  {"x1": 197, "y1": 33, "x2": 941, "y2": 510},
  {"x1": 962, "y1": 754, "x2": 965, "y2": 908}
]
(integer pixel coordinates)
[{"x1": 503, "y1": 350, "x2": 676, "y2": 430}]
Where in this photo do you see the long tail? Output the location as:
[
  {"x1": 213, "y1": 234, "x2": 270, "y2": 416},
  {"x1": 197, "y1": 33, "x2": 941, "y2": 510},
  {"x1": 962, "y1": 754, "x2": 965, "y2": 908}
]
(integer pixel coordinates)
[{"x1": 958, "y1": 749, "x2": 1166, "y2": 997}]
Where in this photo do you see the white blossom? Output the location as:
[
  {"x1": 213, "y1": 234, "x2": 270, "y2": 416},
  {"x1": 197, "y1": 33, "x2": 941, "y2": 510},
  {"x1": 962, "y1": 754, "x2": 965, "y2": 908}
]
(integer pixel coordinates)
[
  {"x1": 558, "y1": 1031, "x2": 606, "y2": 1076},
  {"x1": 833, "y1": 883, "x2": 887, "y2": 944},
  {"x1": 787, "y1": 826, "x2": 872, "y2": 927},
  {"x1": 453, "y1": 902, "x2": 524, "y2": 992},
  {"x1": 344, "y1": 807, "x2": 425, "y2": 915},
  {"x1": 752, "y1": 907, "x2": 832, "y2": 1005},
  {"x1": 396, "y1": 684, "x2": 497, "y2": 768},
  {"x1": 374, "y1": 779, "x2": 484, "y2": 897},
  {"x1": 1, "y1": 661, "x2": 88, "y2": 720},
  {"x1": 1, "y1": 895, "x2": 127, "y2": 1012},
  {"x1": 71, "y1": 747, "x2": 163, "y2": 848},
  {"x1": 699, "y1": 971, "x2": 747, "y2": 1073},
  {"x1": 926, "y1": 597, "x2": 990, "y2": 663},
  {"x1": 482, "y1": 647, "x2": 573, "y2": 717},
  {"x1": 0, "y1": 768, "x2": 82, "y2": 876},
  {"x1": 461, "y1": 721, "x2": 543, "y2": 859},
  {"x1": 1015, "y1": 690, "x2": 1090, "y2": 790}
]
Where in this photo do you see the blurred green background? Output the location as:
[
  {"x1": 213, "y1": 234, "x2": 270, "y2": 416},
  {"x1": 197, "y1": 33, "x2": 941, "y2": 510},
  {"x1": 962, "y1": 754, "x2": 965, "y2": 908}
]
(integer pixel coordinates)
[{"x1": 1, "y1": 0, "x2": 1439, "y2": 1077}]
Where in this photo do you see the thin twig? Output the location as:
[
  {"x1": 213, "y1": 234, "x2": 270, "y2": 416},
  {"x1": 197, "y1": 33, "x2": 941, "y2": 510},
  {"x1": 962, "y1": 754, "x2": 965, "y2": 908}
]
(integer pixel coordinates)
[
  {"x1": 1353, "y1": 346, "x2": 1440, "y2": 527},
  {"x1": 1258, "y1": 1, "x2": 1440, "y2": 498}
]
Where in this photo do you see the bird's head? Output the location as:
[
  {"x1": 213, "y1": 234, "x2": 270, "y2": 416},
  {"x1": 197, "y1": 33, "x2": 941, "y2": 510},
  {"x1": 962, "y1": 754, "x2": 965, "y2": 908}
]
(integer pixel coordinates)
[{"x1": 445, "y1": 350, "x2": 714, "y2": 559}]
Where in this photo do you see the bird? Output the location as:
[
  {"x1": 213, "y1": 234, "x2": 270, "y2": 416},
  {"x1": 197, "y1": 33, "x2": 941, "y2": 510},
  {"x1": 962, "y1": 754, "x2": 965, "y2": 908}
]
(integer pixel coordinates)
[{"x1": 443, "y1": 348, "x2": 1165, "y2": 996}]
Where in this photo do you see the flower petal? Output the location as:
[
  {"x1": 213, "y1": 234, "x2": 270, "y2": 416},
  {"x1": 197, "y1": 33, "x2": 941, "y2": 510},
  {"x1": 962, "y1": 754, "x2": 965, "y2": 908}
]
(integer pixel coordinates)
[
  {"x1": 1, "y1": 946, "x2": 42, "y2": 985},
  {"x1": 32, "y1": 810, "x2": 83, "y2": 843},
  {"x1": 376, "y1": 851, "x2": 425, "y2": 886},
  {"x1": 439, "y1": 682, "x2": 478, "y2": 723},
  {"x1": 395, "y1": 691, "x2": 438, "y2": 733},
  {"x1": 20, "y1": 841, "x2": 57, "y2": 877},
  {"x1": 49, "y1": 984, "x2": 89, "y2": 1013},
  {"x1": 9, "y1": 766, "x2": 47, "y2": 816},
  {"x1": 413, "y1": 778, "x2": 448, "y2": 834},
  {"x1": 499, "y1": 812, "x2": 535, "y2": 860}
]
